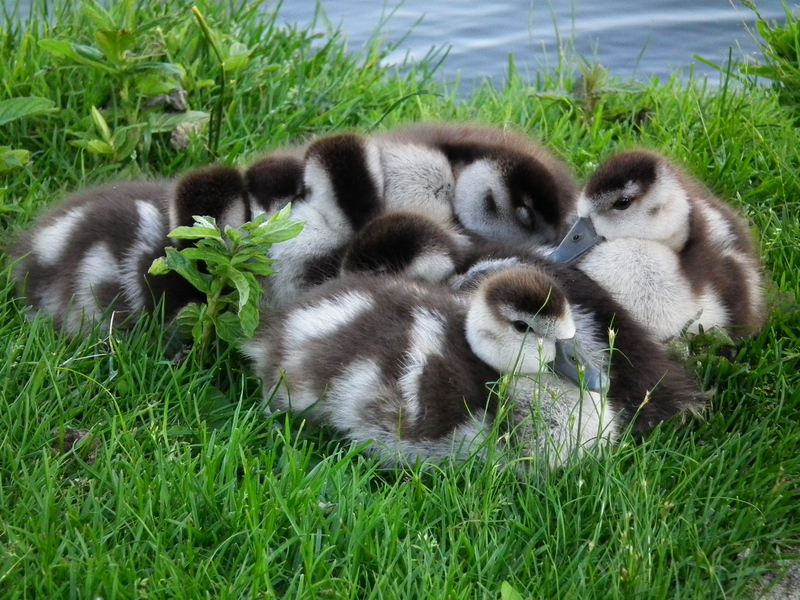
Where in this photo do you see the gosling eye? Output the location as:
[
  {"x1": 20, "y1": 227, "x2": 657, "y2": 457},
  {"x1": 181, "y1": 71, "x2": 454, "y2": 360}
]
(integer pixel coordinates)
[
  {"x1": 612, "y1": 196, "x2": 633, "y2": 210},
  {"x1": 512, "y1": 320, "x2": 532, "y2": 333},
  {"x1": 515, "y1": 204, "x2": 534, "y2": 229}
]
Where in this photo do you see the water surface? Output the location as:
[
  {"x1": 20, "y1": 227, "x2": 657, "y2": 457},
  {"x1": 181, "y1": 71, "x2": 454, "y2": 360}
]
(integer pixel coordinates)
[{"x1": 270, "y1": 0, "x2": 789, "y2": 89}]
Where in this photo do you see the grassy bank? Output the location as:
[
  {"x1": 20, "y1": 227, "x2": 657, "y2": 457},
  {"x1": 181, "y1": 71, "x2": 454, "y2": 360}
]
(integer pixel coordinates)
[{"x1": 1, "y1": 1, "x2": 799, "y2": 598}]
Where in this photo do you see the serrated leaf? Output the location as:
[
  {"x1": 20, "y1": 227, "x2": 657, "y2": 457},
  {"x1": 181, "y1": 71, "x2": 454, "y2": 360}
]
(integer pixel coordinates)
[
  {"x1": 168, "y1": 225, "x2": 223, "y2": 241},
  {"x1": 38, "y1": 39, "x2": 79, "y2": 59},
  {"x1": 163, "y1": 246, "x2": 212, "y2": 293},
  {"x1": 241, "y1": 260, "x2": 274, "y2": 277},
  {"x1": 91, "y1": 106, "x2": 112, "y2": 143},
  {"x1": 148, "y1": 110, "x2": 209, "y2": 134},
  {"x1": 214, "y1": 311, "x2": 244, "y2": 343},
  {"x1": 270, "y1": 202, "x2": 294, "y2": 222},
  {"x1": 95, "y1": 29, "x2": 135, "y2": 64},
  {"x1": 81, "y1": 0, "x2": 115, "y2": 30},
  {"x1": 0, "y1": 97, "x2": 57, "y2": 127},
  {"x1": 247, "y1": 219, "x2": 304, "y2": 245},
  {"x1": 0, "y1": 147, "x2": 30, "y2": 172},
  {"x1": 180, "y1": 246, "x2": 229, "y2": 265},
  {"x1": 225, "y1": 267, "x2": 252, "y2": 311},
  {"x1": 176, "y1": 302, "x2": 202, "y2": 337},
  {"x1": 148, "y1": 256, "x2": 170, "y2": 276},
  {"x1": 238, "y1": 299, "x2": 260, "y2": 338},
  {"x1": 193, "y1": 215, "x2": 218, "y2": 229},
  {"x1": 224, "y1": 225, "x2": 243, "y2": 245}
]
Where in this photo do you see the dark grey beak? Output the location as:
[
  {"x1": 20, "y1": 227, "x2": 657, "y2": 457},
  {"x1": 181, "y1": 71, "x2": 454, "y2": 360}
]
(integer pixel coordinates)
[
  {"x1": 553, "y1": 337, "x2": 608, "y2": 393},
  {"x1": 548, "y1": 217, "x2": 603, "y2": 264}
]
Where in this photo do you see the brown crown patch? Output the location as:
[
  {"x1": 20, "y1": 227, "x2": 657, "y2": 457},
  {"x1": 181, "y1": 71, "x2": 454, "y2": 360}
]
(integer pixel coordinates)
[
  {"x1": 483, "y1": 267, "x2": 567, "y2": 320},
  {"x1": 585, "y1": 150, "x2": 659, "y2": 200},
  {"x1": 245, "y1": 154, "x2": 304, "y2": 211},
  {"x1": 174, "y1": 165, "x2": 246, "y2": 226}
]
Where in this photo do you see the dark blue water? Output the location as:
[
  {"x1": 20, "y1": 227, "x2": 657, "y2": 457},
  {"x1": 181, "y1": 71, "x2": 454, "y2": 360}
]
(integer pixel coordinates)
[{"x1": 269, "y1": 0, "x2": 789, "y2": 89}]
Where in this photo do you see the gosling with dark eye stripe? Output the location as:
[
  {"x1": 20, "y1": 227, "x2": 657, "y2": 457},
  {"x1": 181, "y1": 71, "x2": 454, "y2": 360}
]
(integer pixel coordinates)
[
  {"x1": 550, "y1": 149, "x2": 766, "y2": 340},
  {"x1": 242, "y1": 266, "x2": 617, "y2": 468}
]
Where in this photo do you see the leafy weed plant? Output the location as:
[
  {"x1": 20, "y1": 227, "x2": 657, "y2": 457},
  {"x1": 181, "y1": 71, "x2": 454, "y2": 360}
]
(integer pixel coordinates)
[{"x1": 149, "y1": 206, "x2": 303, "y2": 363}]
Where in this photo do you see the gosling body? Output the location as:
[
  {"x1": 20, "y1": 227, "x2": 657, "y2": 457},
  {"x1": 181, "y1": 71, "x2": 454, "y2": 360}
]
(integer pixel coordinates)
[
  {"x1": 243, "y1": 268, "x2": 617, "y2": 467},
  {"x1": 11, "y1": 181, "x2": 200, "y2": 333},
  {"x1": 550, "y1": 150, "x2": 766, "y2": 339}
]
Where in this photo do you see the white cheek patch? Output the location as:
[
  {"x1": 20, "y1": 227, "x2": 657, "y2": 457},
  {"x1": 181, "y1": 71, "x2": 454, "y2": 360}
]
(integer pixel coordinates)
[
  {"x1": 32, "y1": 206, "x2": 88, "y2": 266},
  {"x1": 266, "y1": 201, "x2": 353, "y2": 306},
  {"x1": 698, "y1": 202, "x2": 736, "y2": 249},
  {"x1": 589, "y1": 169, "x2": 691, "y2": 252},
  {"x1": 363, "y1": 140, "x2": 385, "y2": 199},
  {"x1": 219, "y1": 200, "x2": 248, "y2": 230}
]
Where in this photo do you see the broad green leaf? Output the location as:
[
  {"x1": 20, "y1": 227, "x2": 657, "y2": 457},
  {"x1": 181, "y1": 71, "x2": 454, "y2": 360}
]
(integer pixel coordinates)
[
  {"x1": 248, "y1": 219, "x2": 304, "y2": 245},
  {"x1": 148, "y1": 256, "x2": 170, "y2": 276},
  {"x1": 91, "y1": 106, "x2": 112, "y2": 143},
  {"x1": 193, "y1": 215, "x2": 219, "y2": 230},
  {"x1": 214, "y1": 311, "x2": 244, "y2": 344},
  {"x1": 0, "y1": 97, "x2": 57, "y2": 127},
  {"x1": 95, "y1": 29, "x2": 136, "y2": 64},
  {"x1": 131, "y1": 62, "x2": 185, "y2": 78},
  {"x1": 84, "y1": 139, "x2": 114, "y2": 155},
  {"x1": 238, "y1": 299, "x2": 260, "y2": 338},
  {"x1": 163, "y1": 247, "x2": 212, "y2": 293},
  {"x1": 500, "y1": 582, "x2": 524, "y2": 600},
  {"x1": 81, "y1": 0, "x2": 115, "y2": 30},
  {"x1": 270, "y1": 202, "x2": 294, "y2": 222},
  {"x1": 0, "y1": 147, "x2": 30, "y2": 173},
  {"x1": 176, "y1": 302, "x2": 202, "y2": 337},
  {"x1": 148, "y1": 110, "x2": 209, "y2": 134},
  {"x1": 38, "y1": 39, "x2": 77, "y2": 59},
  {"x1": 224, "y1": 225, "x2": 243, "y2": 245},
  {"x1": 225, "y1": 266, "x2": 251, "y2": 311},
  {"x1": 167, "y1": 225, "x2": 223, "y2": 241},
  {"x1": 73, "y1": 43, "x2": 106, "y2": 63},
  {"x1": 222, "y1": 52, "x2": 250, "y2": 73},
  {"x1": 180, "y1": 246, "x2": 229, "y2": 265},
  {"x1": 241, "y1": 260, "x2": 274, "y2": 277},
  {"x1": 112, "y1": 125, "x2": 142, "y2": 160}
]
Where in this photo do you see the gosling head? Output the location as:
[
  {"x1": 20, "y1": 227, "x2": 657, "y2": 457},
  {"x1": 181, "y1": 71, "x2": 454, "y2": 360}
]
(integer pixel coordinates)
[
  {"x1": 170, "y1": 166, "x2": 247, "y2": 246},
  {"x1": 466, "y1": 267, "x2": 605, "y2": 392},
  {"x1": 454, "y1": 149, "x2": 564, "y2": 245},
  {"x1": 340, "y1": 212, "x2": 460, "y2": 282},
  {"x1": 303, "y1": 133, "x2": 384, "y2": 231},
  {"x1": 550, "y1": 150, "x2": 692, "y2": 263},
  {"x1": 244, "y1": 154, "x2": 304, "y2": 217}
]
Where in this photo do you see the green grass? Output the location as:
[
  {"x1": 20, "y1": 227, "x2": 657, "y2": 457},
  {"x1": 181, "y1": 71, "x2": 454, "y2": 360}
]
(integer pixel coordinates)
[{"x1": 1, "y1": 1, "x2": 800, "y2": 598}]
